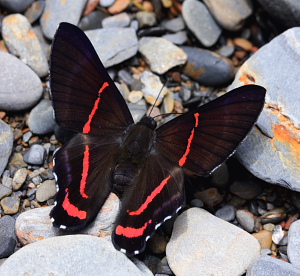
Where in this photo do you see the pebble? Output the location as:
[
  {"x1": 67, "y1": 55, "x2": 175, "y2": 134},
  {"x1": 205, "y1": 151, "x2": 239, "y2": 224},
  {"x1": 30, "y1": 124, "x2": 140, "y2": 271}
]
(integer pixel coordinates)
[
  {"x1": 161, "y1": 16, "x2": 185, "y2": 32},
  {"x1": 139, "y1": 37, "x2": 187, "y2": 74},
  {"x1": 108, "y1": 0, "x2": 130, "y2": 14},
  {"x1": 181, "y1": 46, "x2": 234, "y2": 86},
  {"x1": 128, "y1": 91, "x2": 144, "y2": 104},
  {"x1": 136, "y1": 11, "x2": 157, "y2": 28},
  {"x1": 162, "y1": 91, "x2": 174, "y2": 114},
  {"x1": 12, "y1": 168, "x2": 28, "y2": 191},
  {"x1": 162, "y1": 31, "x2": 187, "y2": 45},
  {"x1": 40, "y1": 0, "x2": 87, "y2": 39},
  {"x1": 0, "y1": 51, "x2": 43, "y2": 111},
  {"x1": 0, "y1": 216, "x2": 17, "y2": 258},
  {"x1": 0, "y1": 0, "x2": 35, "y2": 13},
  {"x1": 166, "y1": 208, "x2": 260, "y2": 276},
  {"x1": 0, "y1": 120, "x2": 13, "y2": 176},
  {"x1": 102, "y1": 12, "x2": 131, "y2": 28},
  {"x1": 211, "y1": 163, "x2": 230, "y2": 188},
  {"x1": 0, "y1": 235, "x2": 145, "y2": 276},
  {"x1": 272, "y1": 225, "x2": 285, "y2": 244},
  {"x1": 2, "y1": 14, "x2": 48, "y2": 77},
  {"x1": 85, "y1": 28, "x2": 138, "y2": 67},
  {"x1": 203, "y1": 0, "x2": 253, "y2": 31},
  {"x1": 288, "y1": 220, "x2": 300, "y2": 268},
  {"x1": 16, "y1": 193, "x2": 120, "y2": 245},
  {"x1": 252, "y1": 230, "x2": 273, "y2": 249},
  {"x1": 215, "y1": 205, "x2": 236, "y2": 222},
  {"x1": 236, "y1": 209, "x2": 255, "y2": 232},
  {"x1": 100, "y1": 0, "x2": 116, "y2": 8},
  {"x1": 233, "y1": 37, "x2": 253, "y2": 51},
  {"x1": 182, "y1": 0, "x2": 221, "y2": 47},
  {"x1": 0, "y1": 184, "x2": 12, "y2": 200},
  {"x1": 0, "y1": 196, "x2": 20, "y2": 215},
  {"x1": 218, "y1": 45, "x2": 235, "y2": 57},
  {"x1": 23, "y1": 144, "x2": 46, "y2": 165},
  {"x1": 35, "y1": 180, "x2": 57, "y2": 202},
  {"x1": 230, "y1": 180, "x2": 262, "y2": 200},
  {"x1": 247, "y1": 255, "x2": 300, "y2": 276},
  {"x1": 7, "y1": 153, "x2": 27, "y2": 172},
  {"x1": 28, "y1": 99, "x2": 56, "y2": 135},
  {"x1": 194, "y1": 188, "x2": 223, "y2": 206},
  {"x1": 79, "y1": 10, "x2": 108, "y2": 31},
  {"x1": 232, "y1": 27, "x2": 300, "y2": 192},
  {"x1": 128, "y1": 99, "x2": 147, "y2": 123},
  {"x1": 24, "y1": 0, "x2": 45, "y2": 24}
]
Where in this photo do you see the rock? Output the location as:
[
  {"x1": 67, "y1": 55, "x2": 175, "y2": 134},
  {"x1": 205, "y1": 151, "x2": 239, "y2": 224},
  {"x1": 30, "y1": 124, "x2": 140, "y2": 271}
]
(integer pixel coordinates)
[
  {"x1": 247, "y1": 256, "x2": 300, "y2": 276},
  {"x1": 128, "y1": 99, "x2": 147, "y2": 123},
  {"x1": 231, "y1": 27, "x2": 300, "y2": 192},
  {"x1": 182, "y1": 0, "x2": 221, "y2": 47},
  {"x1": 36, "y1": 180, "x2": 57, "y2": 202},
  {"x1": 0, "y1": 120, "x2": 13, "y2": 176},
  {"x1": 257, "y1": 0, "x2": 300, "y2": 28},
  {"x1": 0, "y1": 235, "x2": 144, "y2": 276},
  {"x1": 230, "y1": 180, "x2": 262, "y2": 200},
  {"x1": 128, "y1": 91, "x2": 143, "y2": 104},
  {"x1": 0, "y1": 184, "x2": 12, "y2": 200},
  {"x1": 16, "y1": 193, "x2": 120, "y2": 245},
  {"x1": 181, "y1": 46, "x2": 234, "y2": 86},
  {"x1": 0, "y1": 51, "x2": 43, "y2": 111},
  {"x1": 28, "y1": 99, "x2": 56, "y2": 135},
  {"x1": 85, "y1": 28, "x2": 138, "y2": 67},
  {"x1": 24, "y1": 0, "x2": 46, "y2": 24},
  {"x1": 108, "y1": 0, "x2": 130, "y2": 14},
  {"x1": 79, "y1": 10, "x2": 108, "y2": 31},
  {"x1": 136, "y1": 11, "x2": 157, "y2": 28},
  {"x1": 139, "y1": 37, "x2": 187, "y2": 74},
  {"x1": 211, "y1": 163, "x2": 229, "y2": 188},
  {"x1": 236, "y1": 209, "x2": 255, "y2": 232},
  {"x1": 0, "y1": 196, "x2": 20, "y2": 215},
  {"x1": 288, "y1": 219, "x2": 300, "y2": 268},
  {"x1": 100, "y1": 0, "x2": 116, "y2": 8},
  {"x1": 161, "y1": 16, "x2": 185, "y2": 32},
  {"x1": 252, "y1": 230, "x2": 273, "y2": 249},
  {"x1": 215, "y1": 205, "x2": 236, "y2": 222},
  {"x1": 23, "y1": 144, "x2": 46, "y2": 165},
  {"x1": 203, "y1": 0, "x2": 253, "y2": 31},
  {"x1": 102, "y1": 12, "x2": 131, "y2": 28},
  {"x1": 40, "y1": 0, "x2": 87, "y2": 39},
  {"x1": 162, "y1": 31, "x2": 188, "y2": 45},
  {"x1": 0, "y1": 216, "x2": 17, "y2": 258},
  {"x1": 8, "y1": 153, "x2": 27, "y2": 172},
  {"x1": 12, "y1": 168, "x2": 28, "y2": 191},
  {"x1": 194, "y1": 188, "x2": 223, "y2": 206},
  {"x1": 0, "y1": 0, "x2": 35, "y2": 13},
  {"x1": 166, "y1": 208, "x2": 260, "y2": 276},
  {"x1": 2, "y1": 14, "x2": 48, "y2": 77}
]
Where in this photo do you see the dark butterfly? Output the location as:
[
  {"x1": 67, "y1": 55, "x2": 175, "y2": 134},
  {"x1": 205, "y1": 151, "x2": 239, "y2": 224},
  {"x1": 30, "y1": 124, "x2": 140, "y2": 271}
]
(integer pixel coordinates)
[{"x1": 49, "y1": 22, "x2": 266, "y2": 256}]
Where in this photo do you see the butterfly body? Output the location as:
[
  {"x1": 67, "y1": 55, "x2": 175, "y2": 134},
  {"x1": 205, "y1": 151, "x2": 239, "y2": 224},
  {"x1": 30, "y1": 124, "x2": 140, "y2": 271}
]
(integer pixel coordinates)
[{"x1": 50, "y1": 22, "x2": 266, "y2": 256}]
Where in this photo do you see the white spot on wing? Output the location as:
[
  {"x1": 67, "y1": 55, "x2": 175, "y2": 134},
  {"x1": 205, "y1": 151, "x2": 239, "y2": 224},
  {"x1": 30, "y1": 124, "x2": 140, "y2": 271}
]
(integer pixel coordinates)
[
  {"x1": 60, "y1": 225, "x2": 66, "y2": 229},
  {"x1": 120, "y1": 248, "x2": 127, "y2": 254},
  {"x1": 145, "y1": 235, "x2": 150, "y2": 241},
  {"x1": 134, "y1": 250, "x2": 139, "y2": 255},
  {"x1": 164, "y1": 215, "x2": 171, "y2": 222},
  {"x1": 155, "y1": 223, "x2": 162, "y2": 230},
  {"x1": 50, "y1": 218, "x2": 54, "y2": 222}
]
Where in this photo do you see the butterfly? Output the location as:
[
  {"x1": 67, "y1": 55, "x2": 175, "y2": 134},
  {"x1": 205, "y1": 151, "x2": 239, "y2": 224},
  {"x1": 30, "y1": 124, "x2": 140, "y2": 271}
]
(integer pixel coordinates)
[{"x1": 49, "y1": 22, "x2": 266, "y2": 256}]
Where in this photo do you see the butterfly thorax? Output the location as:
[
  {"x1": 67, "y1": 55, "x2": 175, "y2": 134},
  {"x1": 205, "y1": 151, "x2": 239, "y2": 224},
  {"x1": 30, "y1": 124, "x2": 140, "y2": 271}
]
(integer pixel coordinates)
[{"x1": 112, "y1": 117, "x2": 156, "y2": 194}]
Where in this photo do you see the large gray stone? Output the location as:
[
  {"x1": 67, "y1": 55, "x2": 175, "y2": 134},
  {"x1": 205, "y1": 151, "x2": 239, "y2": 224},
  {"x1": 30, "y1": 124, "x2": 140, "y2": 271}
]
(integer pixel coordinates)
[
  {"x1": 288, "y1": 220, "x2": 300, "y2": 269},
  {"x1": 0, "y1": 121, "x2": 13, "y2": 176},
  {"x1": 231, "y1": 27, "x2": 300, "y2": 192}
]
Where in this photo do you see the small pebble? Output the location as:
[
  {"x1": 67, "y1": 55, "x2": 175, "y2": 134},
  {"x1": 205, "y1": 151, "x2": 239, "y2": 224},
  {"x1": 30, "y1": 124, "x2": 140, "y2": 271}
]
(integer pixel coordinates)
[
  {"x1": 236, "y1": 209, "x2": 255, "y2": 232},
  {"x1": 0, "y1": 215, "x2": 17, "y2": 258},
  {"x1": 23, "y1": 144, "x2": 46, "y2": 165},
  {"x1": 36, "y1": 180, "x2": 57, "y2": 202},
  {"x1": 0, "y1": 120, "x2": 13, "y2": 176},
  {"x1": 215, "y1": 205, "x2": 236, "y2": 222},
  {"x1": 12, "y1": 168, "x2": 28, "y2": 191},
  {"x1": 0, "y1": 196, "x2": 20, "y2": 214},
  {"x1": 102, "y1": 12, "x2": 131, "y2": 28},
  {"x1": 252, "y1": 230, "x2": 273, "y2": 249}
]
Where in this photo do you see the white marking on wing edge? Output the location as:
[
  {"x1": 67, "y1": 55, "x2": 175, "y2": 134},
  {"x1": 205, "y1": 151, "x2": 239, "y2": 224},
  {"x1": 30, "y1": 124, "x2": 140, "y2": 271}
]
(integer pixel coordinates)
[
  {"x1": 145, "y1": 235, "x2": 150, "y2": 242},
  {"x1": 52, "y1": 157, "x2": 55, "y2": 166},
  {"x1": 60, "y1": 225, "x2": 67, "y2": 229},
  {"x1": 155, "y1": 223, "x2": 162, "y2": 230},
  {"x1": 120, "y1": 248, "x2": 127, "y2": 254},
  {"x1": 164, "y1": 215, "x2": 171, "y2": 222},
  {"x1": 53, "y1": 172, "x2": 58, "y2": 182},
  {"x1": 134, "y1": 250, "x2": 139, "y2": 255},
  {"x1": 50, "y1": 218, "x2": 54, "y2": 222},
  {"x1": 54, "y1": 201, "x2": 57, "y2": 206},
  {"x1": 176, "y1": 206, "x2": 182, "y2": 213}
]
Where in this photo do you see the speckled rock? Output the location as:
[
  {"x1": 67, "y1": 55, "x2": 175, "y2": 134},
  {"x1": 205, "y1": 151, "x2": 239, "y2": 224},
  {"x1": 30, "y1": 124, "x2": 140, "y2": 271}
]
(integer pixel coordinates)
[
  {"x1": 0, "y1": 216, "x2": 17, "y2": 258},
  {"x1": 0, "y1": 120, "x2": 13, "y2": 176},
  {"x1": 0, "y1": 51, "x2": 43, "y2": 111},
  {"x1": 36, "y1": 180, "x2": 56, "y2": 202},
  {"x1": 231, "y1": 27, "x2": 300, "y2": 192}
]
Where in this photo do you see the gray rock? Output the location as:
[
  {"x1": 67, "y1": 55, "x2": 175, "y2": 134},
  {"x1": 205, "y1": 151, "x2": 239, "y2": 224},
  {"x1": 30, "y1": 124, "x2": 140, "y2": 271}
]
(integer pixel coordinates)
[
  {"x1": 230, "y1": 180, "x2": 262, "y2": 200},
  {"x1": 79, "y1": 10, "x2": 108, "y2": 31},
  {"x1": 215, "y1": 205, "x2": 236, "y2": 222},
  {"x1": 40, "y1": 0, "x2": 87, "y2": 39},
  {"x1": 28, "y1": 99, "x2": 56, "y2": 135},
  {"x1": 0, "y1": 51, "x2": 43, "y2": 111},
  {"x1": 203, "y1": 0, "x2": 253, "y2": 31},
  {"x1": 257, "y1": 0, "x2": 300, "y2": 28},
  {"x1": 166, "y1": 208, "x2": 260, "y2": 276},
  {"x1": 288, "y1": 220, "x2": 300, "y2": 269},
  {"x1": 162, "y1": 31, "x2": 188, "y2": 45},
  {"x1": 236, "y1": 209, "x2": 255, "y2": 232},
  {"x1": 181, "y1": 46, "x2": 234, "y2": 86},
  {"x1": 211, "y1": 162, "x2": 229, "y2": 188},
  {"x1": 0, "y1": 235, "x2": 144, "y2": 276},
  {"x1": 139, "y1": 37, "x2": 187, "y2": 74},
  {"x1": 161, "y1": 16, "x2": 185, "y2": 32},
  {"x1": 0, "y1": 216, "x2": 16, "y2": 258},
  {"x1": 246, "y1": 256, "x2": 300, "y2": 276},
  {"x1": 0, "y1": 196, "x2": 20, "y2": 215},
  {"x1": 36, "y1": 180, "x2": 56, "y2": 202},
  {"x1": 0, "y1": 0, "x2": 35, "y2": 13},
  {"x1": 0, "y1": 184, "x2": 12, "y2": 200},
  {"x1": 0, "y1": 120, "x2": 13, "y2": 176},
  {"x1": 12, "y1": 168, "x2": 28, "y2": 191},
  {"x1": 128, "y1": 99, "x2": 147, "y2": 123},
  {"x1": 231, "y1": 27, "x2": 300, "y2": 192},
  {"x1": 23, "y1": 144, "x2": 46, "y2": 165},
  {"x1": 136, "y1": 11, "x2": 157, "y2": 28},
  {"x1": 102, "y1": 12, "x2": 131, "y2": 28},
  {"x1": 2, "y1": 14, "x2": 48, "y2": 77},
  {"x1": 85, "y1": 28, "x2": 138, "y2": 68},
  {"x1": 182, "y1": 0, "x2": 221, "y2": 47}
]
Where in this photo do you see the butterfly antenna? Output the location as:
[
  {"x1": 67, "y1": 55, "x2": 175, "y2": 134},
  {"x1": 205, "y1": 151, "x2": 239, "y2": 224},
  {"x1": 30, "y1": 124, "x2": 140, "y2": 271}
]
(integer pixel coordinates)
[{"x1": 148, "y1": 78, "x2": 170, "y2": 117}]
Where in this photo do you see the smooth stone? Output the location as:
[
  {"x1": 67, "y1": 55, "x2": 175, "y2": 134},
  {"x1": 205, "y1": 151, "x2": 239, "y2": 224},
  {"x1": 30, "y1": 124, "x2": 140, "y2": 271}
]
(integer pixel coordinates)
[
  {"x1": 236, "y1": 209, "x2": 255, "y2": 232},
  {"x1": 0, "y1": 196, "x2": 20, "y2": 215},
  {"x1": 257, "y1": 0, "x2": 300, "y2": 28},
  {"x1": 167, "y1": 208, "x2": 260, "y2": 276},
  {"x1": 108, "y1": 0, "x2": 131, "y2": 14},
  {"x1": 23, "y1": 144, "x2": 46, "y2": 165},
  {"x1": 128, "y1": 91, "x2": 143, "y2": 104},
  {"x1": 218, "y1": 45, "x2": 235, "y2": 57},
  {"x1": 102, "y1": 12, "x2": 131, "y2": 28},
  {"x1": 16, "y1": 193, "x2": 120, "y2": 245},
  {"x1": 182, "y1": 0, "x2": 221, "y2": 47},
  {"x1": 40, "y1": 0, "x2": 87, "y2": 39},
  {"x1": 8, "y1": 153, "x2": 27, "y2": 172},
  {"x1": 181, "y1": 46, "x2": 234, "y2": 86},
  {"x1": 128, "y1": 99, "x2": 147, "y2": 123},
  {"x1": 215, "y1": 205, "x2": 236, "y2": 222},
  {"x1": 162, "y1": 31, "x2": 187, "y2": 45},
  {"x1": 231, "y1": 27, "x2": 300, "y2": 192},
  {"x1": 36, "y1": 180, "x2": 56, "y2": 202},
  {"x1": 24, "y1": 0, "x2": 46, "y2": 24},
  {"x1": 0, "y1": 0, "x2": 35, "y2": 13},
  {"x1": 161, "y1": 16, "x2": 185, "y2": 32},
  {"x1": 28, "y1": 99, "x2": 56, "y2": 135},
  {"x1": 85, "y1": 28, "x2": 138, "y2": 67},
  {"x1": 0, "y1": 120, "x2": 13, "y2": 176},
  {"x1": 252, "y1": 230, "x2": 273, "y2": 249},
  {"x1": 12, "y1": 168, "x2": 28, "y2": 191},
  {"x1": 246, "y1": 256, "x2": 300, "y2": 276},
  {"x1": 0, "y1": 51, "x2": 43, "y2": 111},
  {"x1": 0, "y1": 216, "x2": 17, "y2": 258},
  {"x1": 203, "y1": 0, "x2": 253, "y2": 31},
  {"x1": 230, "y1": 180, "x2": 262, "y2": 200},
  {"x1": 194, "y1": 188, "x2": 223, "y2": 206},
  {"x1": 100, "y1": 0, "x2": 116, "y2": 8},
  {"x1": 139, "y1": 37, "x2": 187, "y2": 74},
  {"x1": 211, "y1": 162, "x2": 229, "y2": 188},
  {"x1": 0, "y1": 235, "x2": 144, "y2": 276},
  {"x1": 0, "y1": 184, "x2": 12, "y2": 200},
  {"x1": 272, "y1": 225, "x2": 285, "y2": 244},
  {"x1": 288, "y1": 220, "x2": 300, "y2": 268},
  {"x1": 2, "y1": 14, "x2": 48, "y2": 77},
  {"x1": 136, "y1": 11, "x2": 157, "y2": 28},
  {"x1": 79, "y1": 10, "x2": 108, "y2": 30}
]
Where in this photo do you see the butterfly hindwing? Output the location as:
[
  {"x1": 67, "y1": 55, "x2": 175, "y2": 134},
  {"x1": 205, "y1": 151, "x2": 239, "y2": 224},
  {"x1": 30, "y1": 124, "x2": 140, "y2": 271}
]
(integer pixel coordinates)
[
  {"x1": 156, "y1": 85, "x2": 266, "y2": 176},
  {"x1": 112, "y1": 153, "x2": 185, "y2": 256}
]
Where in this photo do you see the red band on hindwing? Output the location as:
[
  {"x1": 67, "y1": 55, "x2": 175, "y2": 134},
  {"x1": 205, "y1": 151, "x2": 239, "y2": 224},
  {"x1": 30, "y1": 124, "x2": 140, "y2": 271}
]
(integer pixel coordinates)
[
  {"x1": 179, "y1": 113, "x2": 200, "y2": 167},
  {"x1": 62, "y1": 189, "x2": 87, "y2": 219},
  {"x1": 83, "y1": 82, "x2": 109, "y2": 134},
  {"x1": 80, "y1": 145, "x2": 90, "y2": 198},
  {"x1": 115, "y1": 220, "x2": 152, "y2": 238},
  {"x1": 128, "y1": 175, "x2": 172, "y2": 216}
]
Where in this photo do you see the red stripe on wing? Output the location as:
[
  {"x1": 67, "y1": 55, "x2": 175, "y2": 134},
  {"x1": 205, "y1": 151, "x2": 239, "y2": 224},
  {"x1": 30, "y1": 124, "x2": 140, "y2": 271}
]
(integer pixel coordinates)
[
  {"x1": 115, "y1": 220, "x2": 152, "y2": 238},
  {"x1": 62, "y1": 189, "x2": 87, "y2": 219},
  {"x1": 79, "y1": 145, "x2": 90, "y2": 199}
]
